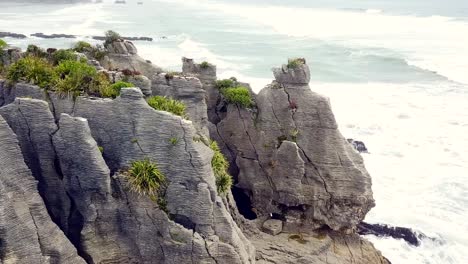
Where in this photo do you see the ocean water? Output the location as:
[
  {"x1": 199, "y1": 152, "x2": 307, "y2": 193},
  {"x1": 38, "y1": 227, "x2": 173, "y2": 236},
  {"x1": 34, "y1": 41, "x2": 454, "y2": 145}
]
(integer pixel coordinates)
[{"x1": 0, "y1": 0, "x2": 467, "y2": 263}]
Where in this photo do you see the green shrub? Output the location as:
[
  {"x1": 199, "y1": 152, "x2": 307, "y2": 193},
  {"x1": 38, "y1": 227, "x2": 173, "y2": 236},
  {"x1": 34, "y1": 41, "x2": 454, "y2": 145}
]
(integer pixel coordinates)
[
  {"x1": 0, "y1": 39, "x2": 7, "y2": 49},
  {"x1": 209, "y1": 140, "x2": 232, "y2": 195},
  {"x1": 127, "y1": 158, "x2": 166, "y2": 198},
  {"x1": 215, "y1": 79, "x2": 235, "y2": 90},
  {"x1": 146, "y1": 96, "x2": 187, "y2": 117},
  {"x1": 52, "y1": 49, "x2": 78, "y2": 65},
  {"x1": 200, "y1": 61, "x2": 210, "y2": 69},
  {"x1": 53, "y1": 60, "x2": 97, "y2": 95},
  {"x1": 88, "y1": 71, "x2": 112, "y2": 97},
  {"x1": 100, "y1": 81, "x2": 134, "y2": 98},
  {"x1": 104, "y1": 30, "x2": 121, "y2": 46},
  {"x1": 73, "y1": 41, "x2": 92, "y2": 52},
  {"x1": 287, "y1": 58, "x2": 305, "y2": 69},
  {"x1": 169, "y1": 137, "x2": 179, "y2": 146},
  {"x1": 98, "y1": 146, "x2": 104, "y2": 153},
  {"x1": 7, "y1": 56, "x2": 55, "y2": 88},
  {"x1": 221, "y1": 86, "x2": 253, "y2": 108},
  {"x1": 26, "y1": 44, "x2": 48, "y2": 58}
]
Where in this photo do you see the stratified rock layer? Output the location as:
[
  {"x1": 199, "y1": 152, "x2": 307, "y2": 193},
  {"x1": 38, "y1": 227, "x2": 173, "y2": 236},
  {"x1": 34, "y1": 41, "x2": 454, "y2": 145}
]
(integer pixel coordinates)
[
  {"x1": 0, "y1": 115, "x2": 85, "y2": 264},
  {"x1": 212, "y1": 60, "x2": 375, "y2": 231}
]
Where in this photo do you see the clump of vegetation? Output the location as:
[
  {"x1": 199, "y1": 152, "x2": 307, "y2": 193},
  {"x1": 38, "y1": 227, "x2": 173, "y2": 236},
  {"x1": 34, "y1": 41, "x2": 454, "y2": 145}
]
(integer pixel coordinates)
[
  {"x1": 7, "y1": 56, "x2": 55, "y2": 88},
  {"x1": 215, "y1": 79, "x2": 235, "y2": 90},
  {"x1": 52, "y1": 49, "x2": 78, "y2": 65},
  {"x1": 221, "y1": 86, "x2": 253, "y2": 108},
  {"x1": 200, "y1": 61, "x2": 210, "y2": 69},
  {"x1": 104, "y1": 30, "x2": 122, "y2": 46},
  {"x1": 88, "y1": 71, "x2": 112, "y2": 97},
  {"x1": 287, "y1": 58, "x2": 305, "y2": 69},
  {"x1": 98, "y1": 146, "x2": 104, "y2": 153},
  {"x1": 26, "y1": 44, "x2": 48, "y2": 58},
  {"x1": 127, "y1": 158, "x2": 167, "y2": 199},
  {"x1": 169, "y1": 137, "x2": 179, "y2": 146},
  {"x1": 146, "y1": 96, "x2": 187, "y2": 117},
  {"x1": 100, "y1": 81, "x2": 134, "y2": 98},
  {"x1": 290, "y1": 129, "x2": 299, "y2": 142},
  {"x1": 53, "y1": 60, "x2": 97, "y2": 95},
  {"x1": 209, "y1": 140, "x2": 233, "y2": 195},
  {"x1": 73, "y1": 41, "x2": 92, "y2": 53},
  {"x1": 0, "y1": 39, "x2": 7, "y2": 49}
]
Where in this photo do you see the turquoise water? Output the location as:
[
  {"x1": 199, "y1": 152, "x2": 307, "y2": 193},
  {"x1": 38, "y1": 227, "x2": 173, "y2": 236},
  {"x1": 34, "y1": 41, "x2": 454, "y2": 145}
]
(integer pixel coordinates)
[{"x1": 1, "y1": 0, "x2": 467, "y2": 263}]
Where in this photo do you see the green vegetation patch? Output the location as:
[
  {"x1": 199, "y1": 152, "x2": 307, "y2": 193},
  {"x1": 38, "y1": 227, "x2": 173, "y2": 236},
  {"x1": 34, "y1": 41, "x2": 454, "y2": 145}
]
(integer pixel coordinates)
[
  {"x1": 7, "y1": 56, "x2": 55, "y2": 88},
  {"x1": 104, "y1": 30, "x2": 121, "y2": 46},
  {"x1": 200, "y1": 61, "x2": 210, "y2": 69},
  {"x1": 101, "y1": 81, "x2": 134, "y2": 98},
  {"x1": 52, "y1": 49, "x2": 79, "y2": 65},
  {"x1": 53, "y1": 60, "x2": 97, "y2": 95},
  {"x1": 221, "y1": 86, "x2": 253, "y2": 108},
  {"x1": 209, "y1": 140, "x2": 233, "y2": 195},
  {"x1": 127, "y1": 158, "x2": 167, "y2": 198},
  {"x1": 287, "y1": 58, "x2": 305, "y2": 69},
  {"x1": 146, "y1": 96, "x2": 187, "y2": 117},
  {"x1": 73, "y1": 41, "x2": 92, "y2": 53},
  {"x1": 26, "y1": 44, "x2": 48, "y2": 58},
  {"x1": 0, "y1": 39, "x2": 7, "y2": 49}
]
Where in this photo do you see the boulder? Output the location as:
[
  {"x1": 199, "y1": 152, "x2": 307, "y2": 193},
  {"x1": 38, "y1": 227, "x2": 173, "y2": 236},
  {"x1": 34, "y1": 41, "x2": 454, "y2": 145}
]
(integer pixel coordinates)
[{"x1": 262, "y1": 219, "x2": 283, "y2": 236}]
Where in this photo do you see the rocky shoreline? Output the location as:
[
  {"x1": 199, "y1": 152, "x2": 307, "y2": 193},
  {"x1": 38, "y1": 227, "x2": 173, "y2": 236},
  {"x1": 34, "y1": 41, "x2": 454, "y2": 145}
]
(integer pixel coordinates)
[{"x1": 0, "y1": 34, "x2": 390, "y2": 263}]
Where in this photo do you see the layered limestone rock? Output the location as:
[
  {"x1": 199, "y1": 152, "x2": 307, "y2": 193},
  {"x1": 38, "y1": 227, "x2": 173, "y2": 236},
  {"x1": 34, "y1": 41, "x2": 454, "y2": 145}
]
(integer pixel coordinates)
[
  {"x1": 101, "y1": 40, "x2": 163, "y2": 77},
  {"x1": 0, "y1": 88, "x2": 254, "y2": 263},
  {"x1": 0, "y1": 47, "x2": 22, "y2": 68},
  {"x1": 213, "y1": 59, "x2": 375, "y2": 232},
  {"x1": 0, "y1": 115, "x2": 85, "y2": 264},
  {"x1": 151, "y1": 73, "x2": 210, "y2": 135}
]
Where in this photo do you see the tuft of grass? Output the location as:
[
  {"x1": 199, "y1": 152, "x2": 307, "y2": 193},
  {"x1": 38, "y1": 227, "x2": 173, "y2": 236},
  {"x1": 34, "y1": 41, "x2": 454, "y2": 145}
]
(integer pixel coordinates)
[
  {"x1": 221, "y1": 86, "x2": 253, "y2": 108},
  {"x1": 200, "y1": 61, "x2": 210, "y2": 69},
  {"x1": 98, "y1": 146, "x2": 104, "y2": 153},
  {"x1": 215, "y1": 79, "x2": 235, "y2": 90},
  {"x1": 6, "y1": 56, "x2": 55, "y2": 88},
  {"x1": 52, "y1": 49, "x2": 78, "y2": 65},
  {"x1": 169, "y1": 137, "x2": 179, "y2": 146},
  {"x1": 102, "y1": 81, "x2": 134, "y2": 98},
  {"x1": 146, "y1": 96, "x2": 187, "y2": 118},
  {"x1": 290, "y1": 129, "x2": 299, "y2": 142},
  {"x1": 104, "y1": 30, "x2": 122, "y2": 46},
  {"x1": 73, "y1": 41, "x2": 92, "y2": 53},
  {"x1": 127, "y1": 158, "x2": 166, "y2": 198},
  {"x1": 287, "y1": 58, "x2": 305, "y2": 69},
  {"x1": 0, "y1": 39, "x2": 7, "y2": 49},
  {"x1": 209, "y1": 140, "x2": 233, "y2": 195}
]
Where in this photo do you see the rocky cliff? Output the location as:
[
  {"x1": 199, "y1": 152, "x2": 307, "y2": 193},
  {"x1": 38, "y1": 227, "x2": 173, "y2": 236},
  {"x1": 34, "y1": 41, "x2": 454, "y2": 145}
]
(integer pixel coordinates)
[{"x1": 0, "y1": 40, "x2": 388, "y2": 263}]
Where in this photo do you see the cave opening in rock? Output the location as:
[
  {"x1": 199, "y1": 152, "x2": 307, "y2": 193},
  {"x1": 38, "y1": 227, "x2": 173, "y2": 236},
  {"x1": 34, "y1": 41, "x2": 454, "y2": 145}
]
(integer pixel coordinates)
[{"x1": 231, "y1": 186, "x2": 257, "y2": 220}]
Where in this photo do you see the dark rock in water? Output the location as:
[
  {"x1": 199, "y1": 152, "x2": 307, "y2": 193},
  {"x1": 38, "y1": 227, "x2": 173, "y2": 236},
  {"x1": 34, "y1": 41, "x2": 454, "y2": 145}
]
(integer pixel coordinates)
[
  {"x1": 92, "y1": 35, "x2": 153, "y2": 41},
  {"x1": 348, "y1": 138, "x2": 369, "y2": 153},
  {"x1": 0, "y1": 32, "x2": 27, "y2": 39},
  {"x1": 358, "y1": 222, "x2": 422, "y2": 246},
  {"x1": 31, "y1": 33, "x2": 76, "y2": 39}
]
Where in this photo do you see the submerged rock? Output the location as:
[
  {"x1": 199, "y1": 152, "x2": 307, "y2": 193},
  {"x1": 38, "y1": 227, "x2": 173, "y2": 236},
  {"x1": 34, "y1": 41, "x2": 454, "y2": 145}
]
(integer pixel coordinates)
[
  {"x1": 358, "y1": 222, "x2": 427, "y2": 247},
  {"x1": 348, "y1": 138, "x2": 369, "y2": 153}
]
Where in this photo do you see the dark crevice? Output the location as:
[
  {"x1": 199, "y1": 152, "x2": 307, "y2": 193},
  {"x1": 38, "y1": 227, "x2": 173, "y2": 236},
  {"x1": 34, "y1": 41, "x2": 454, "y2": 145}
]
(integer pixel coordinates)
[
  {"x1": 231, "y1": 186, "x2": 257, "y2": 220},
  {"x1": 170, "y1": 214, "x2": 196, "y2": 230},
  {"x1": 66, "y1": 194, "x2": 93, "y2": 264}
]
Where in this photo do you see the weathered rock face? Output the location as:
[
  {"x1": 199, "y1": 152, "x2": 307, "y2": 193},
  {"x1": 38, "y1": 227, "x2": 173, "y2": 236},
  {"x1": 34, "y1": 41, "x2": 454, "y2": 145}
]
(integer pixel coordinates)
[
  {"x1": 0, "y1": 47, "x2": 22, "y2": 67},
  {"x1": 0, "y1": 115, "x2": 85, "y2": 264},
  {"x1": 151, "y1": 73, "x2": 210, "y2": 135},
  {"x1": 101, "y1": 40, "x2": 163, "y2": 77},
  {"x1": 213, "y1": 60, "x2": 375, "y2": 232},
  {"x1": 182, "y1": 57, "x2": 220, "y2": 124},
  {"x1": 0, "y1": 88, "x2": 255, "y2": 263}
]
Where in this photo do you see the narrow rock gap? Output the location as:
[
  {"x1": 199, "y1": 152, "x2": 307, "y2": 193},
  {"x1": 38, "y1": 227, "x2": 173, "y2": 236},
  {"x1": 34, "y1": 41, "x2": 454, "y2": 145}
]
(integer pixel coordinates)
[{"x1": 231, "y1": 186, "x2": 257, "y2": 220}]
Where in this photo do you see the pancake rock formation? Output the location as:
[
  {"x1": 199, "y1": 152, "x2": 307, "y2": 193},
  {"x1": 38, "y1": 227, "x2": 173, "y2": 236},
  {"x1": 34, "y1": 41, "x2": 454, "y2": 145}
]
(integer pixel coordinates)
[{"x1": 0, "y1": 40, "x2": 387, "y2": 263}]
